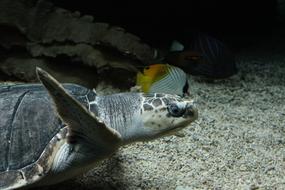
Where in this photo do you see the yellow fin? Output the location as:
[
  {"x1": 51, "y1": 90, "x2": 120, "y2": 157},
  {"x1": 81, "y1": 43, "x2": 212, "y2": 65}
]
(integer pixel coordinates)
[
  {"x1": 136, "y1": 71, "x2": 152, "y2": 92},
  {"x1": 136, "y1": 64, "x2": 170, "y2": 93}
]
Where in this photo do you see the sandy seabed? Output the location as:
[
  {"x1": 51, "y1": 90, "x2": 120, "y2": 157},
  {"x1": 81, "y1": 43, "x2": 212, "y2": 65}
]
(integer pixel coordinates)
[{"x1": 40, "y1": 47, "x2": 285, "y2": 190}]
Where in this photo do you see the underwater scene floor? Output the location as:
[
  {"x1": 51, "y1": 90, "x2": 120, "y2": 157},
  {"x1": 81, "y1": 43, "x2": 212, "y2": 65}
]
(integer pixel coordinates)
[{"x1": 36, "y1": 44, "x2": 285, "y2": 190}]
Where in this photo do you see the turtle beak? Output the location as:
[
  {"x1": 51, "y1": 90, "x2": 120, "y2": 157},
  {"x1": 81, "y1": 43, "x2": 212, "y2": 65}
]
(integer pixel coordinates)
[{"x1": 184, "y1": 102, "x2": 198, "y2": 120}]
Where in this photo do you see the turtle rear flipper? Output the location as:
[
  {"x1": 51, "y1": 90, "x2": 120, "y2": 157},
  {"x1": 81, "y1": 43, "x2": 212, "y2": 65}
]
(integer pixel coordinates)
[{"x1": 36, "y1": 67, "x2": 122, "y2": 147}]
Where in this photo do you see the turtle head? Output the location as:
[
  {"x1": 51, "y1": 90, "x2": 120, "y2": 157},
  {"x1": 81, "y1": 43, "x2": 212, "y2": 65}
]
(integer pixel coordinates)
[
  {"x1": 93, "y1": 92, "x2": 197, "y2": 145},
  {"x1": 133, "y1": 93, "x2": 198, "y2": 141}
]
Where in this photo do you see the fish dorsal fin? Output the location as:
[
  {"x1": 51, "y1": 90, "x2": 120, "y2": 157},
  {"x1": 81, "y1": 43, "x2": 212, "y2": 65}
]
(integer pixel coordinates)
[
  {"x1": 143, "y1": 64, "x2": 170, "y2": 83},
  {"x1": 36, "y1": 67, "x2": 122, "y2": 147}
]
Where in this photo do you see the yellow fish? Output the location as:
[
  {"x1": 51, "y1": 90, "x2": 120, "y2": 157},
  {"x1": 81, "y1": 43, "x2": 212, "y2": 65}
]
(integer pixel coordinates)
[{"x1": 136, "y1": 64, "x2": 189, "y2": 96}]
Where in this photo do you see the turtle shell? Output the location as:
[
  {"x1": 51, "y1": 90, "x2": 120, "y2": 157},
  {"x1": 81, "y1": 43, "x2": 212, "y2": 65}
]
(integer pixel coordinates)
[{"x1": 0, "y1": 83, "x2": 90, "y2": 188}]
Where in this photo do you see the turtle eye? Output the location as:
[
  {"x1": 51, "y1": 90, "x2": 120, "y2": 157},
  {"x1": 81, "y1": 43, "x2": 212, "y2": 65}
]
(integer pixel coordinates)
[{"x1": 167, "y1": 103, "x2": 185, "y2": 117}]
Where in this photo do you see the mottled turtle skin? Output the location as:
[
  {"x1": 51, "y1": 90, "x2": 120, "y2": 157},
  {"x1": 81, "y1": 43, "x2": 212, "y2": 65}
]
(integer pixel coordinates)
[{"x1": 0, "y1": 68, "x2": 198, "y2": 189}]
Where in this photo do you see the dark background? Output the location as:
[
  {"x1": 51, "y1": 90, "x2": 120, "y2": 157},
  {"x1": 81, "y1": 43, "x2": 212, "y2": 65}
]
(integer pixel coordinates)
[{"x1": 50, "y1": 0, "x2": 283, "y2": 50}]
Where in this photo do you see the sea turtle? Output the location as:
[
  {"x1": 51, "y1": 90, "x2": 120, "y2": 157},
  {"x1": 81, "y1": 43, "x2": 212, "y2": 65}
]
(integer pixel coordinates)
[{"x1": 0, "y1": 68, "x2": 198, "y2": 189}]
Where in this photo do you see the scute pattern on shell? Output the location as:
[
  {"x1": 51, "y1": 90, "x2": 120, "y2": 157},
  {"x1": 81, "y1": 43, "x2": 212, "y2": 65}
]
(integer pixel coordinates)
[
  {"x1": 0, "y1": 84, "x2": 89, "y2": 173},
  {"x1": 0, "y1": 128, "x2": 68, "y2": 189}
]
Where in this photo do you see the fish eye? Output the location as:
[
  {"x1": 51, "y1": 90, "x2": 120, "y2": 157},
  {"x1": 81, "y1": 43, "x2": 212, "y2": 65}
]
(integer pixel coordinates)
[{"x1": 167, "y1": 103, "x2": 185, "y2": 117}]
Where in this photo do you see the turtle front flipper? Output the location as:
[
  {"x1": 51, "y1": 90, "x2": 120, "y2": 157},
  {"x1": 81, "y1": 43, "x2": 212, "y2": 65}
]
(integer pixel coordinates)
[{"x1": 36, "y1": 67, "x2": 122, "y2": 148}]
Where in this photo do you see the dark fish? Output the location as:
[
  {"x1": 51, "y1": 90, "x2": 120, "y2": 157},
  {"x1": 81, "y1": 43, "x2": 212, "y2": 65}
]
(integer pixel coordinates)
[{"x1": 166, "y1": 34, "x2": 237, "y2": 79}]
